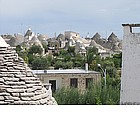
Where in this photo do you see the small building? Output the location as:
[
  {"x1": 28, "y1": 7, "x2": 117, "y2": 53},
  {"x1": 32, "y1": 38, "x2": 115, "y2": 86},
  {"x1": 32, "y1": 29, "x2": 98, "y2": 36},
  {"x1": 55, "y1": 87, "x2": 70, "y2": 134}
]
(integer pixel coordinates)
[
  {"x1": 56, "y1": 34, "x2": 66, "y2": 48},
  {"x1": 24, "y1": 28, "x2": 35, "y2": 42},
  {"x1": 33, "y1": 69, "x2": 101, "y2": 92}
]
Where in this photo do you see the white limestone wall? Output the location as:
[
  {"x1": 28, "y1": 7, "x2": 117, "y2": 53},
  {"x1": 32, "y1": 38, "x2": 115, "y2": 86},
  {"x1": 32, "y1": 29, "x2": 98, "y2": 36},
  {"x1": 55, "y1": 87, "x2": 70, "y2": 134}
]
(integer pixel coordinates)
[
  {"x1": 65, "y1": 31, "x2": 80, "y2": 40},
  {"x1": 121, "y1": 26, "x2": 140, "y2": 104}
]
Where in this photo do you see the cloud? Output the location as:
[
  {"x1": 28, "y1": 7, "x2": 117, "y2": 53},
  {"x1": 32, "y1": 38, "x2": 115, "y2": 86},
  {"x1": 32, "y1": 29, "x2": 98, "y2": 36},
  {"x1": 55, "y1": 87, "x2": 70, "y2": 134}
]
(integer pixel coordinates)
[
  {"x1": 0, "y1": 0, "x2": 52, "y2": 18},
  {"x1": 0, "y1": 0, "x2": 125, "y2": 17},
  {"x1": 1, "y1": 0, "x2": 140, "y2": 38}
]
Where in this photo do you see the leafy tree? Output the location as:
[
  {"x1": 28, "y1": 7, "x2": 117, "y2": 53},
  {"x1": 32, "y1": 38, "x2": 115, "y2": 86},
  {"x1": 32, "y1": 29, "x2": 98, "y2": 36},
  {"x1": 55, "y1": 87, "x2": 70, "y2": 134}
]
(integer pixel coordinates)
[
  {"x1": 28, "y1": 45, "x2": 43, "y2": 55},
  {"x1": 64, "y1": 54, "x2": 71, "y2": 62},
  {"x1": 31, "y1": 56, "x2": 48, "y2": 70},
  {"x1": 73, "y1": 54, "x2": 85, "y2": 68},
  {"x1": 16, "y1": 45, "x2": 28, "y2": 63},
  {"x1": 113, "y1": 53, "x2": 122, "y2": 68},
  {"x1": 68, "y1": 46, "x2": 75, "y2": 56},
  {"x1": 42, "y1": 44, "x2": 48, "y2": 54},
  {"x1": 86, "y1": 47, "x2": 98, "y2": 69},
  {"x1": 54, "y1": 60, "x2": 73, "y2": 69},
  {"x1": 59, "y1": 49, "x2": 68, "y2": 57},
  {"x1": 64, "y1": 61, "x2": 73, "y2": 69},
  {"x1": 54, "y1": 60, "x2": 65, "y2": 69},
  {"x1": 47, "y1": 55, "x2": 53, "y2": 66}
]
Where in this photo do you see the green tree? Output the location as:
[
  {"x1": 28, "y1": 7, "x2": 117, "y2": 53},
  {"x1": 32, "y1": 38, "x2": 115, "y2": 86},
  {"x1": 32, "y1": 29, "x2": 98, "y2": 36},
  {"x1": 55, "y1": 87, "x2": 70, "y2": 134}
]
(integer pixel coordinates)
[
  {"x1": 68, "y1": 46, "x2": 75, "y2": 56},
  {"x1": 31, "y1": 56, "x2": 48, "y2": 70},
  {"x1": 113, "y1": 53, "x2": 122, "y2": 68},
  {"x1": 86, "y1": 47, "x2": 98, "y2": 69},
  {"x1": 54, "y1": 60, "x2": 65, "y2": 69},
  {"x1": 16, "y1": 45, "x2": 28, "y2": 64},
  {"x1": 28, "y1": 45, "x2": 43, "y2": 55}
]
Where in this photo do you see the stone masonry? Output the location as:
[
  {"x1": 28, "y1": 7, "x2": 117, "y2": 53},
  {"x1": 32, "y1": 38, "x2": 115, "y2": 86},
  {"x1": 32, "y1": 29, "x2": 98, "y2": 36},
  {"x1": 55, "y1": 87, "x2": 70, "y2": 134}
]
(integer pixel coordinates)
[{"x1": 0, "y1": 36, "x2": 57, "y2": 105}]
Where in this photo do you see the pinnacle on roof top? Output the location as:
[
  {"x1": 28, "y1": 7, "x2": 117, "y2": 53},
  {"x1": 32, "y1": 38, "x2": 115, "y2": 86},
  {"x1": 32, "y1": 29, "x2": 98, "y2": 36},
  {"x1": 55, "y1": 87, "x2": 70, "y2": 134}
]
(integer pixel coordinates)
[
  {"x1": 24, "y1": 28, "x2": 33, "y2": 37},
  {"x1": 108, "y1": 32, "x2": 118, "y2": 40},
  {"x1": 91, "y1": 32, "x2": 101, "y2": 40}
]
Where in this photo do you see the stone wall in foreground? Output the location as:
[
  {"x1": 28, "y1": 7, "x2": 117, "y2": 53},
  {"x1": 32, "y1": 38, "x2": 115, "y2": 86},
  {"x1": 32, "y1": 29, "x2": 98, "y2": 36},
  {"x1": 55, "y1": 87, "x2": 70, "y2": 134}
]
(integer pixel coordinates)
[{"x1": 0, "y1": 37, "x2": 57, "y2": 105}]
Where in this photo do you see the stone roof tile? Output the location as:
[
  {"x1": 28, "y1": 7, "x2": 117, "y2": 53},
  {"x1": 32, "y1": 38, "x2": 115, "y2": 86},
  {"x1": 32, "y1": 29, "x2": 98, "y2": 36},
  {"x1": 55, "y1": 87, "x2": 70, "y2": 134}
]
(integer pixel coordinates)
[{"x1": 0, "y1": 36, "x2": 57, "y2": 105}]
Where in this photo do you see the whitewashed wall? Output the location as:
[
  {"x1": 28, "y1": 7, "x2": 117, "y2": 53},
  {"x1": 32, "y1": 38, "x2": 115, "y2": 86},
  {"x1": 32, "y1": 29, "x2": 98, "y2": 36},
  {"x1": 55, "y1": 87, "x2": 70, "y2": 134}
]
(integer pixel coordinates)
[{"x1": 121, "y1": 25, "x2": 140, "y2": 104}]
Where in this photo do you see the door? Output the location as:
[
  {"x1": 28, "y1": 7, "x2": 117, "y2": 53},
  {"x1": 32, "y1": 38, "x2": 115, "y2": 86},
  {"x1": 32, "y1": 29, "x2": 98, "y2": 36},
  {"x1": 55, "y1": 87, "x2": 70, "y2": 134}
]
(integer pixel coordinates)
[{"x1": 49, "y1": 80, "x2": 56, "y2": 92}]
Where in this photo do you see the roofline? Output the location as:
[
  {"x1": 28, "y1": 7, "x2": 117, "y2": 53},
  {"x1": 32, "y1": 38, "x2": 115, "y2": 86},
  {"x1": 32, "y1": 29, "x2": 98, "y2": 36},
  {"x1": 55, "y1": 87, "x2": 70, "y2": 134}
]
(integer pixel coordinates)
[
  {"x1": 122, "y1": 24, "x2": 140, "y2": 27},
  {"x1": 65, "y1": 31, "x2": 80, "y2": 34},
  {"x1": 33, "y1": 69, "x2": 100, "y2": 74}
]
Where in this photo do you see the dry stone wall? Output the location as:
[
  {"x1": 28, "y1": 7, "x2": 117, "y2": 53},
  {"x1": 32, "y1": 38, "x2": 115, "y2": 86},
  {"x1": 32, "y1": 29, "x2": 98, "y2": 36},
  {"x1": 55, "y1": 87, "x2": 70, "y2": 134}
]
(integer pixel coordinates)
[{"x1": 0, "y1": 36, "x2": 57, "y2": 105}]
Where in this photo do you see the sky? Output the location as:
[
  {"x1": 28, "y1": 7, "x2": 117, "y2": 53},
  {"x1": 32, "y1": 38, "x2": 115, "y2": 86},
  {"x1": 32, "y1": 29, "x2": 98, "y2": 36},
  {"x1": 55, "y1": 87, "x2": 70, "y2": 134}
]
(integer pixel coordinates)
[{"x1": 0, "y1": 0, "x2": 140, "y2": 38}]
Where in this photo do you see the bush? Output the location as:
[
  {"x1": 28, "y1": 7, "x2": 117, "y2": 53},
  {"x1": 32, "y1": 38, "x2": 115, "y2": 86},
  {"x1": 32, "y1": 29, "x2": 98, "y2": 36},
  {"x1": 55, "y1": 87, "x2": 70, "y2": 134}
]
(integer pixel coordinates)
[
  {"x1": 31, "y1": 56, "x2": 48, "y2": 70},
  {"x1": 53, "y1": 82, "x2": 120, "y2": 105},
  {"x1": 28, "y1": 45, "x2": 43, "y2": 55}
]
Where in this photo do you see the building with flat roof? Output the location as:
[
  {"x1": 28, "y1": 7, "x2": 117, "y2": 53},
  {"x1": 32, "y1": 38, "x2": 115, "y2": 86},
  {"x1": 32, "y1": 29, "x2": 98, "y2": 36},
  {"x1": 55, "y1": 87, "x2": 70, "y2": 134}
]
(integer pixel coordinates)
[{"x1": 33, "y1": 69, "x2": 101, "y2": 92}]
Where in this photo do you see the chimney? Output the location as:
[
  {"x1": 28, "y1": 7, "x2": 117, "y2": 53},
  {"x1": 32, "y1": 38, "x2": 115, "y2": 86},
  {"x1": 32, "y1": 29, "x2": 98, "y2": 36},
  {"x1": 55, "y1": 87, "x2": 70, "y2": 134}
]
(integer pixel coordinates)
[{"x1": 85, "y1": 63, "x2": 88, "y2": 71}]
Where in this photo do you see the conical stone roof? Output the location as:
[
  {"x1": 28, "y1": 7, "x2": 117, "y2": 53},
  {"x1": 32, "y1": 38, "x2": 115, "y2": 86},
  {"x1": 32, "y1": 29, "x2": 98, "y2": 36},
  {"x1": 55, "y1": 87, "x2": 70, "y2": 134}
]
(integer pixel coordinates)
[
  {"x1": 108, "y1": 32, "x2": 119, "y2": 43},
  {"x1": 0, "y1": 36, "x2": 57, "y2": 105},
  {"x1": 56, "y1": 34, "x2": 65, "y2": 41},
  {"x1": 24, "y1": 28, "x2": 33, "y2": 37},
  {"x1": 91, "y1": 32, "x2": 101, "y2": 40},
  {"x1": 91, "y1": 32, "x2": 106, "y2": 46}
]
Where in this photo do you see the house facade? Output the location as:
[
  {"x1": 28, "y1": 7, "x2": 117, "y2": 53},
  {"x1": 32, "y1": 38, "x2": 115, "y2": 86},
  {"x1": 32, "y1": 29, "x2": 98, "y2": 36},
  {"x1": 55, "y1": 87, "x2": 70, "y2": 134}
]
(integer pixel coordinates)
[{"x1": 33, "y1": 69, "x2": 101, "y2": 92}]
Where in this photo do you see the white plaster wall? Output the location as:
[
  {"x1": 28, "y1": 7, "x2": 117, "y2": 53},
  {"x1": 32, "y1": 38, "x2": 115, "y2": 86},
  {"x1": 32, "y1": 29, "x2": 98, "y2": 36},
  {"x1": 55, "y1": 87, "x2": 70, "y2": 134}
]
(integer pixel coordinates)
[
  {"x1": 65, "y1": 31, "x2": 80, "y2": 40},
  {"x1": 121, "y1": 26, "x2": 140, "y2": 104}
]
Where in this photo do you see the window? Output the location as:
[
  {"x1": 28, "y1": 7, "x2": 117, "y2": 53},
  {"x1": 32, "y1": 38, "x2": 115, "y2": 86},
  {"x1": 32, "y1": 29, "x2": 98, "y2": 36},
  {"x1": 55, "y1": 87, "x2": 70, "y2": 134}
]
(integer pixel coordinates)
[
  {"x1": 70, "y1": 78, "x2": 78, "y2": 88},
  {"x1": 49, "y1": 80, "x2": 56, "y2": 92},
  {"x1": 131, "y1": 27, "x2": 140, "y2": 33},
  {"x1": 86, "y1": 78, "x2": 93, "y2": 88}
]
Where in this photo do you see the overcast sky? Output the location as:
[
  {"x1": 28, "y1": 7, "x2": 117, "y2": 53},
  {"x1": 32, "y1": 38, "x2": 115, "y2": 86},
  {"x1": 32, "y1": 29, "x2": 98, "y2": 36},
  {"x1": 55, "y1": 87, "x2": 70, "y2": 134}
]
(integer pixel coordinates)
[{"x1": 0, "y1": 0, "x2": 140, "y2": 38}]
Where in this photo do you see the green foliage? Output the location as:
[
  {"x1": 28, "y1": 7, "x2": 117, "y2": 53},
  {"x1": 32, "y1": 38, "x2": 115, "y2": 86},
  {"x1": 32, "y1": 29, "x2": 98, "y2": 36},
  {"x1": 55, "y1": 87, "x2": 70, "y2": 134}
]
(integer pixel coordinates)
[
  {"x1": 54, "y1": 81, "x2": 120, "y2": 105},
  {"x1": 42, "y1": 44, "x2": 48, "y2": 54},
  {"x1": 28, "y1": 45, "x2": 43, "y2": 55},
  {"x1": 59, "y1": 49, "x2": 68, "y2": 56},
  {"x1": 54, "y1": 60, "x2": 65, "y2": 69},
  {"x1": 54, "y1": 88, "x2": 80, "y2": 105},
  {"x1": 68, "y1": 46, "x2": 75, "y2": 56},
  {"x1": 16, "y1": 45, "x2": 28, "y2": 63},
  {"x1": 15, "y1": 43, "x2": 121, "y2": 105},
  {"x1": 86, "y1": 47, "x2": 98, "y2": 65},
  {"x1": 113, "y1": 53, "x2": 122, "y2": 68},
  {"x1": 73, "y1": 54, "x2": 85, "y2": 68},
  {"x1": 86, "y1": 47, "x2": 101, "y2": 70},
  {"x1": 54, "y1": 60, "x2": 73, "y2": 69},
  {"x1": 31, "y1": 56, "x2": 49, "y2": 70}
]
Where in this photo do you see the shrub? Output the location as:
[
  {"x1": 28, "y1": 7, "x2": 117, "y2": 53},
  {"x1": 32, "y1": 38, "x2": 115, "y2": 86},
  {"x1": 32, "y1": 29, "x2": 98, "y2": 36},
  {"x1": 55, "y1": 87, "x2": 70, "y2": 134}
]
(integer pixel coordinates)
[{"x1": 53, "y1": 82, "x2": 120, "y2": 105}]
